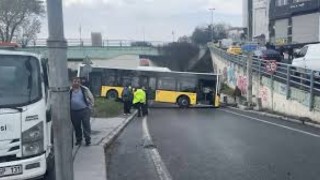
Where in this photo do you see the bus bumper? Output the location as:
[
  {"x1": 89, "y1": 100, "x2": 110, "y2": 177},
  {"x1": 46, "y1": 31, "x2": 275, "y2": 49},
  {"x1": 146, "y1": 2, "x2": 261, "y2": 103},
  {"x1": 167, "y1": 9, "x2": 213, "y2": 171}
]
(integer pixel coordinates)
[{"x1": 0, "y1": 153, "x2": 47, "y2": 180}]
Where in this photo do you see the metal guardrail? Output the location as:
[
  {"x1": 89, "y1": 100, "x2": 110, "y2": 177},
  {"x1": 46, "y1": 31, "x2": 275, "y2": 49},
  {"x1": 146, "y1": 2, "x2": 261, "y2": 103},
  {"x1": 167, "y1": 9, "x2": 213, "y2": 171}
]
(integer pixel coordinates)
[
  {"x1": 211, "y1": 46, "x2": 320, "y2": 111},
  {"x1": 22, "y1": 38, "x2": 170, "y2": 47}
]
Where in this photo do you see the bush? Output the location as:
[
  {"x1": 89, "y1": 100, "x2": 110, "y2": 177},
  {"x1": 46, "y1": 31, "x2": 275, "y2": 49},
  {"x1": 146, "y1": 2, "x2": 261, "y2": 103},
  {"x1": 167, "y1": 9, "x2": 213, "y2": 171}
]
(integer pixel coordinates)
[
  {"x1": 220, "y1": 83, "x2": 234, "y2": 96},
  {"x1": 93, "y1": 98, "x2": 123, "y2": 118}
]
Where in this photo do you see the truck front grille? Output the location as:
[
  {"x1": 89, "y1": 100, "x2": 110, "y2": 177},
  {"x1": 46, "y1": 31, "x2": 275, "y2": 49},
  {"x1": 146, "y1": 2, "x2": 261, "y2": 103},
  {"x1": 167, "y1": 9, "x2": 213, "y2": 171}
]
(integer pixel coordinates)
[{"x1": 0, "y1": 155, "x2": 17, "y2": 163}]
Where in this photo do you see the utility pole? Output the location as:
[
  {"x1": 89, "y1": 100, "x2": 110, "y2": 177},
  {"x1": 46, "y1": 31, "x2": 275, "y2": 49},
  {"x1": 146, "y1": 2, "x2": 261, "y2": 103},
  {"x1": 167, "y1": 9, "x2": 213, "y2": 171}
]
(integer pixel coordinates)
[
  {"x1": 209, "y1": 8, "x2": 215, "y2": 42},
  {"x1": 247, "y1": 52, "x2": 253, "y2": 106},
  {"x1": 46, "y1": 0, "x2": 74, "y2": 180},
  {"x1": 172, "y1": 31, "x2": 175, "y2": 42},
  {"x1": 79, "y1": 24, "x2": 82, "y2": 46}
]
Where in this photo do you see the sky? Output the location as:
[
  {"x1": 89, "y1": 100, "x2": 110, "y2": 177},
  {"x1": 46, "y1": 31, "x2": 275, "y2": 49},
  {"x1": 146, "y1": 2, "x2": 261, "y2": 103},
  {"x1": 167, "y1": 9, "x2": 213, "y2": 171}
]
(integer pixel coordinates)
[{"x1": 39, "y1": 0, "x2": 243, "y2": 42}]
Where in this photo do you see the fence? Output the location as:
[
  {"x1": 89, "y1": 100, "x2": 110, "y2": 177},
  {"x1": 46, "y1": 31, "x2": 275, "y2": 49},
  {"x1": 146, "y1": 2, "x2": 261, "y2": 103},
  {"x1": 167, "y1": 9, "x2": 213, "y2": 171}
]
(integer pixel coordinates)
[
  {"x1": 22, "y1": 38, "x2": 170, "y2": 47},
  {"x1": 211, "y1": 45, "x2": 320, "y2": 112}
]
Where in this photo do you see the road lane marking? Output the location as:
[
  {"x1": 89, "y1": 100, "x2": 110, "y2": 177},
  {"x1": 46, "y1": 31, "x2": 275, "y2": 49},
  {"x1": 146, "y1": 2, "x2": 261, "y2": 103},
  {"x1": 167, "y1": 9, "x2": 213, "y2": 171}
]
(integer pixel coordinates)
[
  {"x1": 142, "y1": 117, "x2": 173, "y2": 180},
  {"x1": 221, "y1": 109, "x2": 320, "y2": 138}
]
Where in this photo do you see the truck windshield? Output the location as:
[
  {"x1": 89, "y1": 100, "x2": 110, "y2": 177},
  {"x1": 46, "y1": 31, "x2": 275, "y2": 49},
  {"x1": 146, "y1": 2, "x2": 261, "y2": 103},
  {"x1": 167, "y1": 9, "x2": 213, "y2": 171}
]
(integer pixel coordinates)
[{"x1": 0, "y1": 55, "x2": 41, "y2": 108}]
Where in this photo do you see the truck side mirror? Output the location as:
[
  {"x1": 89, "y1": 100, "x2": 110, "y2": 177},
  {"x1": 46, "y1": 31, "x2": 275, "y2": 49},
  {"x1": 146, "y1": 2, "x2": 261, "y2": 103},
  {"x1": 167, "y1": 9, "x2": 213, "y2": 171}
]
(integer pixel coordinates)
[{"x1": 46, "y1": 109, "x2": 52, "y2": 122}]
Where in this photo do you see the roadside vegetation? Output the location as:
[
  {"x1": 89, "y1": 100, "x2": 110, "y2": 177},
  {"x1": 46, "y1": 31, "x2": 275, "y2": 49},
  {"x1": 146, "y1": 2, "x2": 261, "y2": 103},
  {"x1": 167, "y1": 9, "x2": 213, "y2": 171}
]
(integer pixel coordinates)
[
  {"x1": 220, "y1": 83, "x2": 234, "y2": 96},
  {"x1": 93, "y1": 98, "x2": 123, "y2": 118}
]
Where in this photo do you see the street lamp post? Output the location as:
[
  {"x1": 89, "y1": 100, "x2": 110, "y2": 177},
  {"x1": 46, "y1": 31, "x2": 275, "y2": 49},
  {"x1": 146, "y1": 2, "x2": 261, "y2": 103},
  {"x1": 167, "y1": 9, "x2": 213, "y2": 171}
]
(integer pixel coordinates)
[{"x1": 209, "y1": 8, "x2": 215, "y2": 42}]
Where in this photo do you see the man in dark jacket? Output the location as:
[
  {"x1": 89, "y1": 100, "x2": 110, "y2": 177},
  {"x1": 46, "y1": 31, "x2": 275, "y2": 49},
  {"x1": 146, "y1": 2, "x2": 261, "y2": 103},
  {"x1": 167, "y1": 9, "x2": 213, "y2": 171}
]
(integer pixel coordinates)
[
  {"x1": 70, "y1": 77, "x2": 94, "y2": 146},
  {"x1": 122, "y1": 85, "x2": 133, "y2": 115},
  {"x1": 233, "y1": 86, "x2": 242, "y2": 106},
  {"x1": 142, "y1": 86, "x2": 149, "y2": 116}
]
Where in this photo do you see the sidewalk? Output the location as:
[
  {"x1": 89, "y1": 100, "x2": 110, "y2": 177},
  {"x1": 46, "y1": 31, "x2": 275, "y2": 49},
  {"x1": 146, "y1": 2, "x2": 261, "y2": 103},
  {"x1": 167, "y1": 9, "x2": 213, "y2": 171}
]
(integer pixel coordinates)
[{"x1": 73, "y1": 113, "x2": 136, "y2": 180}]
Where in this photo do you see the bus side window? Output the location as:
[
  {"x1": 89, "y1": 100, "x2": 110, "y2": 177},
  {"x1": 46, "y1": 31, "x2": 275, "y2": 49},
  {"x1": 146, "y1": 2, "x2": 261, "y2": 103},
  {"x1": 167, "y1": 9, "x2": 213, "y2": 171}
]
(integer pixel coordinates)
[
  {"x1": 178, "y1": 79, "x2": 196, "y2": 92},
  {"x1": 158, "y1": 77, "x2": 176, "y2": 91},
  {"x1": 149, "y1": 77, "x2": 156, "y2": 90},
  {"x1": 132, "y1": 77, "x2": 139, "y2": 88}
]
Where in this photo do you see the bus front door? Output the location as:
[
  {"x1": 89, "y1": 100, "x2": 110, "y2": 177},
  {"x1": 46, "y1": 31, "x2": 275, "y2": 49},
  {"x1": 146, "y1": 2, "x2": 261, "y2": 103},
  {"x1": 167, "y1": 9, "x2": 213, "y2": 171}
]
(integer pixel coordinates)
[
  {"x1": 89, "y1": 72, "x2": 102, "y2": 97},
  {"x1": 197, "y1": 79, "x2": 215, "y2": 105}
]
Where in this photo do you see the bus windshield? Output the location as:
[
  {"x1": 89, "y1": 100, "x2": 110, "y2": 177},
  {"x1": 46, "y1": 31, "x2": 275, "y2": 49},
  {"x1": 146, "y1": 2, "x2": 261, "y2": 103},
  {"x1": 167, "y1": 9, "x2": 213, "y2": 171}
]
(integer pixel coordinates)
[{"x1": 0, "y1": 55, "x2": 41, "y2": 108}]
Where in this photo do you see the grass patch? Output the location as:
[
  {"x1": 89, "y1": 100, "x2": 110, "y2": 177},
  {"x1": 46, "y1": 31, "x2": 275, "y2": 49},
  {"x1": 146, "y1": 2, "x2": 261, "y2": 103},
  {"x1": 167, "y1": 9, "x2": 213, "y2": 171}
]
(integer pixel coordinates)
[
  {"x1": 220, "y1": 83, "x2": 234, "y2": 96},
  {"x1": 93, "y1": 98, "x2": 123, "y2": 118}
]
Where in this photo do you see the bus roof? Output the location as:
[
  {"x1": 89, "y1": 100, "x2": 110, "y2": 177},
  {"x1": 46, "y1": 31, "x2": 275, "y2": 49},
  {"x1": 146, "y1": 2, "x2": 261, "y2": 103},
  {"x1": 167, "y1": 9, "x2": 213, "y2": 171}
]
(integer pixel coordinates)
[
  {"x1": 137, "y1": 66, "x2": 171, "y2": 72},
  {"x1": 79, "y1": 63, "x2": 220, "y2": 76}
]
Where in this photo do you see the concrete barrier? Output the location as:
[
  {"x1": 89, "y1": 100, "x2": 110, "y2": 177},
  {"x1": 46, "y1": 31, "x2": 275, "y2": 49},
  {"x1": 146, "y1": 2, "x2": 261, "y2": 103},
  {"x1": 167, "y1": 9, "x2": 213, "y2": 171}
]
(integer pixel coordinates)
[{"x1": 209, "y1": 47, "x2": 320, "y2": 123}]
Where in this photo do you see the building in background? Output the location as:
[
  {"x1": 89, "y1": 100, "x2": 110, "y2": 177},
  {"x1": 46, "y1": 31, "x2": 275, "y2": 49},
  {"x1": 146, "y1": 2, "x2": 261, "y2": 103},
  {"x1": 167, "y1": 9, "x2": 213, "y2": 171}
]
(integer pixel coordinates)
[
  {"x1": 269, "y1": 0, "x2": 320, "y2": 47},
  {"x1": 91, "y1": 32, "x2": 103, "y2": 47},
  {"x1": 243, "y1": 0, "x2": 253, "y2": 40},
  {"x1": 252, "y1": 0, "x2": 270, "y2": 44}
]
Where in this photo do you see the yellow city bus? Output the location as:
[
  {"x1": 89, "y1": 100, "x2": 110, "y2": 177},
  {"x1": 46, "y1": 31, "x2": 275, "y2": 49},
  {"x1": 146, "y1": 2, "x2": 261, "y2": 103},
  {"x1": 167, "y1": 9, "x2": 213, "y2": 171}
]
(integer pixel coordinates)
[{"x1": 78, "y1": 65, "x2": 221, "y2": 108}]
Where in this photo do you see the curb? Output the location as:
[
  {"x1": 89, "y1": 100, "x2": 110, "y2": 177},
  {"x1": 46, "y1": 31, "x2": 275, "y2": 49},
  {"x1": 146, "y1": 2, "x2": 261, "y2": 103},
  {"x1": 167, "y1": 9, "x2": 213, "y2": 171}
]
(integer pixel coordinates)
[
  {"x1": 101, "y1": 111, "x2": 138, "y2": 149},
  {"x1": 226, "y1": 106, "x2": 320, "y2": 129}
]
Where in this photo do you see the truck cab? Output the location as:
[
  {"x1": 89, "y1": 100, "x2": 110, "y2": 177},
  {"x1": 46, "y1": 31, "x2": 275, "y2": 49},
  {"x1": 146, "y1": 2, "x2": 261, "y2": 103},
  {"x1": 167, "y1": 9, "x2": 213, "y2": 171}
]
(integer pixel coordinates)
[{"x1": 0, "y1": 50, "x2": 52, "y2": 180}]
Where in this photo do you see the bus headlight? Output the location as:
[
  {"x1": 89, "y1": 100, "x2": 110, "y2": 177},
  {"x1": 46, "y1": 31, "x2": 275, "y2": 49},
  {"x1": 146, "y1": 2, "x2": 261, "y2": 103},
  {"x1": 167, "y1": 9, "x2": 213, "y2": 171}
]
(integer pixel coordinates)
[{"x1": 22, "y1": 122, "x2": 44, "y2": 157}]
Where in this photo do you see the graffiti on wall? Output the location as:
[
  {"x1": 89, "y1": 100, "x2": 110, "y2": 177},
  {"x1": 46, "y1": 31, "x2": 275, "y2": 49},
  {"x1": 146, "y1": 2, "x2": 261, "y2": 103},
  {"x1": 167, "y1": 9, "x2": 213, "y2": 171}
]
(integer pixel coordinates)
[
  {"x1": 227, "y1": 63, "x2": 236, "y2": 87},
  {"x1": 237, "y1": 75, "x2": 247, "y2": 94},
  {"x1": 259, "y1": 86, "x2": 269, "y2": 102},
  {"x1": 222, "y1": 67, "x2": 227, "y2": 82}
]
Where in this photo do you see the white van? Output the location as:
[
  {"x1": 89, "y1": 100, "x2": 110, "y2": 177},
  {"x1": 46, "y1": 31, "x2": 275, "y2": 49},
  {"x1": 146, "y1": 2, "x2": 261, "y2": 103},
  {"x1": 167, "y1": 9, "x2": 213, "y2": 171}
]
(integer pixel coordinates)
[{"x1": 292, "y1": 44, "x2": 320, "y2": 72}]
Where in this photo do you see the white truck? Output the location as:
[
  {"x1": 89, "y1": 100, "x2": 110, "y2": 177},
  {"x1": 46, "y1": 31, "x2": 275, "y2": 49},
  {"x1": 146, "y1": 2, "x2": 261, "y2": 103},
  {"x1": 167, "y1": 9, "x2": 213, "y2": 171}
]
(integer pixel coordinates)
[{"x1": 0, "y1": 50, "x2": 53, "y2": 179}]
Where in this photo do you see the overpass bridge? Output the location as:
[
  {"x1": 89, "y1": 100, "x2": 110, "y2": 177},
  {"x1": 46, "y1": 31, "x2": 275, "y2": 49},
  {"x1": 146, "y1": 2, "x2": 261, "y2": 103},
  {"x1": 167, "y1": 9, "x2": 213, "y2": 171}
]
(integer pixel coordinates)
[
  {"x1": 18, "y1": 46, "x2": 161, "y2": 60},
  {"x1": 17, "y1": 41, "x2": 163, "y2": 70}
]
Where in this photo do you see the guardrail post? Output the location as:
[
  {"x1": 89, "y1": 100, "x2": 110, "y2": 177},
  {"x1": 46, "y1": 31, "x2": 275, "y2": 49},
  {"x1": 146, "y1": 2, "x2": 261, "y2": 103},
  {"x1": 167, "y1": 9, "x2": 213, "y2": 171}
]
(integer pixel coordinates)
[
  {"x1": 258, "y1": 59, "x2": 261, "y2": 78},
  {"x1": 286, "y1": 66, "x2": 290, "y2": 99},
  {"x1": 309, "y1": 70, "x2": 315, "y2": 111},
  {"x1": 247, "y1": 53, "x2": 253, "y2": 106}
]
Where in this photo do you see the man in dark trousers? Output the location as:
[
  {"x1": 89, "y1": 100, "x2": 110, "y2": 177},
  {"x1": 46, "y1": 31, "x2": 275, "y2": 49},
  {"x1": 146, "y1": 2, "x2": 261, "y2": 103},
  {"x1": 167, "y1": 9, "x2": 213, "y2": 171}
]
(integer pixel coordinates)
[
  {"x1": 142, "y1": 86, "x2": 149, "y2": 116},
  {"x1": 70, "y1": 77, "x2": 94, "y2": 146},
  {"x1": 233, "y1": 86, "x2": 242, "y2": 106},
  {"x1": 133, "y1": 87, "x2": 146, "y2": 117},
  {"x1": 121, "y1": 85, "x2": 133, "y2": 115}
]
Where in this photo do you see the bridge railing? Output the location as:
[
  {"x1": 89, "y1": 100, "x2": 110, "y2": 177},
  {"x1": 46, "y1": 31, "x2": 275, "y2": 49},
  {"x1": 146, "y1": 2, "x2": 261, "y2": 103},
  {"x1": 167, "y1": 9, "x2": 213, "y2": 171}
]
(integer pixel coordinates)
[
  {"x1": 25, "y1": 38, "x2": 170, "y2": 47},
  {"x1": 210, "y1": 45, "x2": 320, "y2": 111}
]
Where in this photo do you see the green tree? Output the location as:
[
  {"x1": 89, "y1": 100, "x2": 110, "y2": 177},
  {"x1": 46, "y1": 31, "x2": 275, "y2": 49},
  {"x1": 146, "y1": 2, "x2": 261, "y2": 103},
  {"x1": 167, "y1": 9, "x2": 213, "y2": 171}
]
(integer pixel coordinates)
[
  {"x1": 0, "y1": 0, "x2": 45, "y2": 44},
  {"x1": 159, "y1": 42, "x2": 200, "y2": 71},
  {"x1": 191, "y1": 23, "x2": 230, "y2": 45}
]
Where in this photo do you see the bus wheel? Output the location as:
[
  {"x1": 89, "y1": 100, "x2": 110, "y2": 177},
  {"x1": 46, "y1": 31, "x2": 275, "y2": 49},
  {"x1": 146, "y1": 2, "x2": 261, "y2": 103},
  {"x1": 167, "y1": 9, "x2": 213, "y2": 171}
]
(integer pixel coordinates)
[
  {"x1": 106, "y1": 90, "x2": 118, "y2": 100},
  {"x1": 178, "y1": 96, "x2": 190, "y2": 108}
]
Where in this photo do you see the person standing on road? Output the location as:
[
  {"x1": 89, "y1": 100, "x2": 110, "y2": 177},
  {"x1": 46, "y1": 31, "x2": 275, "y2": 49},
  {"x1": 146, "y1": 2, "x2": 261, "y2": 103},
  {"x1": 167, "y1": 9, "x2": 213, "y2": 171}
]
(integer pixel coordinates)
[
  {"x1": 288, "y1": 47, "x2": 294, "y2": 62},
  {"x1": 279, "y1": 46, "x2": 285, "y2": 61},
  {"x1": 122, "y1": 85, "x2": 133, "y2": 115},
  {"x1": 142, "y1": 86, "x2": 149, "y2": 116},
  {"x1": 233, "y1": 86, "x2": 242, "y2": 106},
  {"x1": 133, "y1": 87, "x2": 146, "y2": 117},
  {"x1": 70, "y1": 77, "x2": 94, "y2": 146}
]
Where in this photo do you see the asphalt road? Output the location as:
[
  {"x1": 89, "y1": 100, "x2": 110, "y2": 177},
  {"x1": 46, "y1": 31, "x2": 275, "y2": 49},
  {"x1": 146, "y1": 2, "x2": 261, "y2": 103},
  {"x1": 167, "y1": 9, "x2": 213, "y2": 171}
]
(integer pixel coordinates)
[
  {"x1": 103, "y1": 107, "x2": 320, "y2": 180},
  {"x1": 106, "y1": 117, "x2": 159, "y2": 180},
  {"x1": 148, "y1": 107, "x2": 320, "y2": 180}
]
